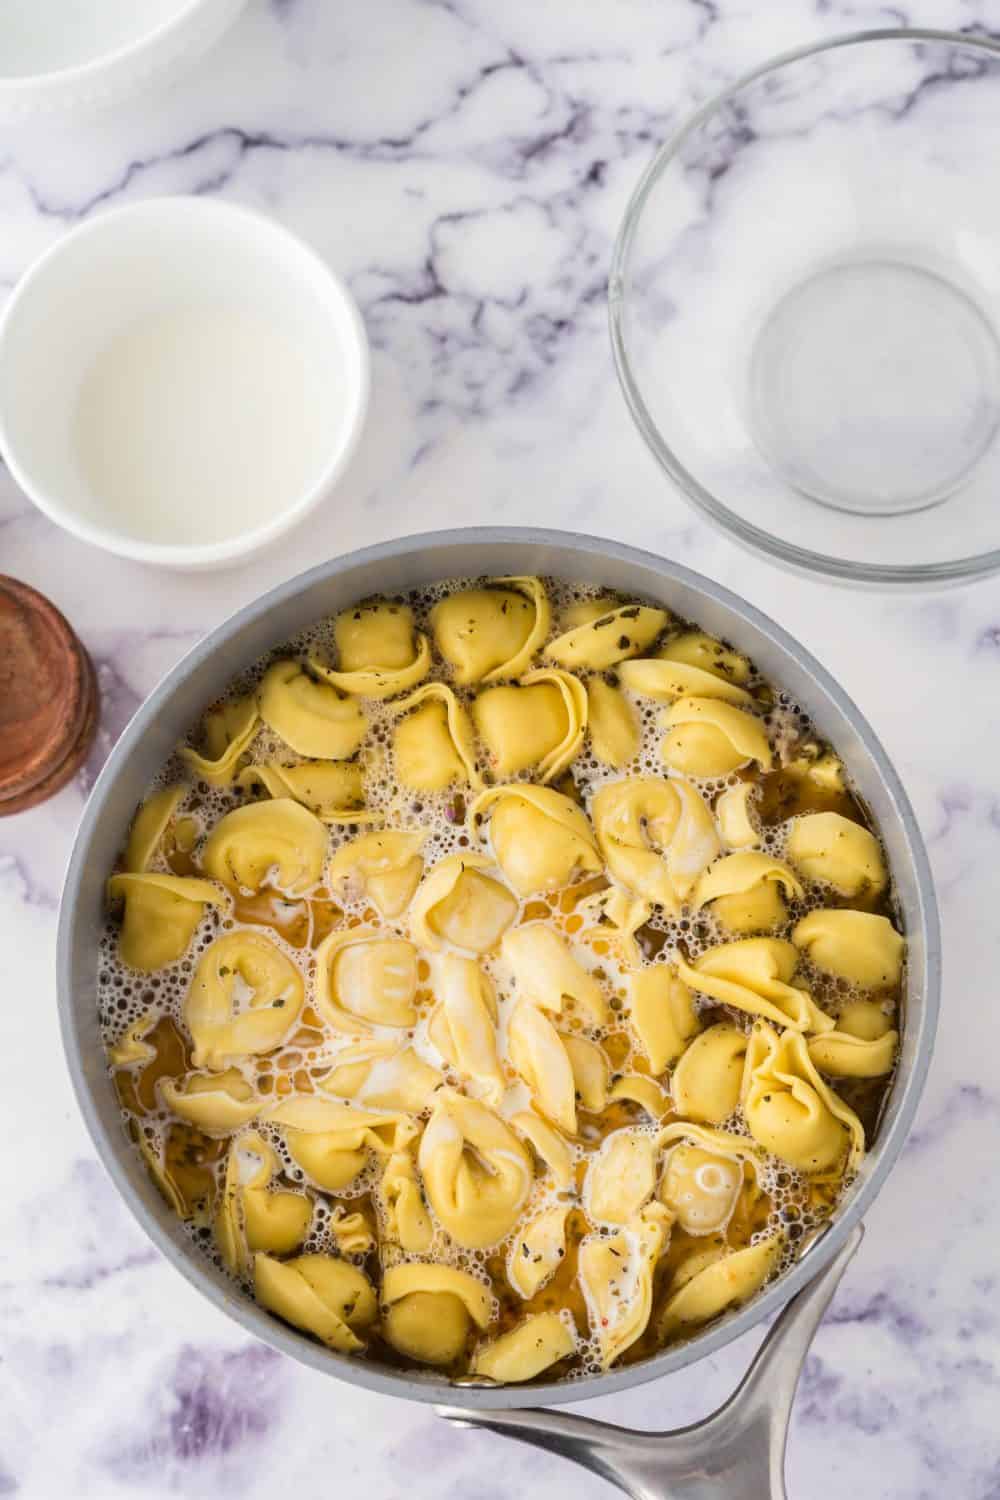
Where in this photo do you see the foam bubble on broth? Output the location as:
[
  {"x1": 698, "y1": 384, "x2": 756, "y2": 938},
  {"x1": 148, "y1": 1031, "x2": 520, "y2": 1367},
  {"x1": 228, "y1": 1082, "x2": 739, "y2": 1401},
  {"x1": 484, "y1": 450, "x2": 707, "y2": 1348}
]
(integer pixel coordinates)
[{"x1": 98, "y1": 575, "x2": 902, "y2": 1381}]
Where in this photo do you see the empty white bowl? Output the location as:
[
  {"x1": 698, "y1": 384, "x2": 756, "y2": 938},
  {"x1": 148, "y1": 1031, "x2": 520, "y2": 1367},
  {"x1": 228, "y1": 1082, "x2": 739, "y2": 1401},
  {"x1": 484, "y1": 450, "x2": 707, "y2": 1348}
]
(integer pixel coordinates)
[
  {"x1": 0, "y1": 0, "x2": 249, "y2": 120},
  {"x1": 0, "y1": 197, "x2": 370, "y2": 569}
]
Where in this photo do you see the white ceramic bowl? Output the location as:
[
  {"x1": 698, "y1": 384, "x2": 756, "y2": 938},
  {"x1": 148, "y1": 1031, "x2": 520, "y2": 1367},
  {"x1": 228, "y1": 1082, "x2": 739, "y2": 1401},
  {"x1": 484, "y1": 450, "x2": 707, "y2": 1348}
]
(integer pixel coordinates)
[
  {"x1": 0, "y1": 0, "x2": 249, "y2": 121},
  {"x1": 0, "y1": 198, "x2": 370, "y2": 569}
]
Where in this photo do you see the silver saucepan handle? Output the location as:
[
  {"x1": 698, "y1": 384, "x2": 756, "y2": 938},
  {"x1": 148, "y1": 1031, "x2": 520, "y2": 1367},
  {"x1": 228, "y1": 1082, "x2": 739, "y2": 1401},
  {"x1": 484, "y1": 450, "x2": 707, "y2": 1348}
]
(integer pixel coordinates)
[{"x1": 438, "y1": 1222, "x2": 863, "y2": 1500}]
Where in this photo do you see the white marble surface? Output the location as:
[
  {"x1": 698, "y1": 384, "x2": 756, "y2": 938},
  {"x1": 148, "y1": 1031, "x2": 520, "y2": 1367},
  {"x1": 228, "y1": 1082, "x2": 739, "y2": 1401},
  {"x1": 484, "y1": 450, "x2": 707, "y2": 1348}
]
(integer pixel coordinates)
[{"x1": 2, "y1": 2, "x2": 999, "y2": 1496}]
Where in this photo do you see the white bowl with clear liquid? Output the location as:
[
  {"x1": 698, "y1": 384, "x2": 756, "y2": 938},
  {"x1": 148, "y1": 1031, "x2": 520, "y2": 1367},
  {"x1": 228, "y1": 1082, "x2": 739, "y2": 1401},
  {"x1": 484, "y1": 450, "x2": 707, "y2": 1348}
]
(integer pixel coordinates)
[
  {"x1": 0, "y1": 198, "x2": 370, "y2": 569},
  {"x1": 610, "y1": 29, "x2": 1000, "y2": 585},
  {"x1": 0, "y1": 0, "x2": 248, "y2": 120}
]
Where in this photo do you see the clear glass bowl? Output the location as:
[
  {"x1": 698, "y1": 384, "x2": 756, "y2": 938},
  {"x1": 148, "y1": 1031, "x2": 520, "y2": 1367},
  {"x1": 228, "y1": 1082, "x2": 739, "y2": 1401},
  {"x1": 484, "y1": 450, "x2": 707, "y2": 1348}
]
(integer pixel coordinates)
[{"x1": 610, "y1": 30, "x2": 1000, "y2": 585}]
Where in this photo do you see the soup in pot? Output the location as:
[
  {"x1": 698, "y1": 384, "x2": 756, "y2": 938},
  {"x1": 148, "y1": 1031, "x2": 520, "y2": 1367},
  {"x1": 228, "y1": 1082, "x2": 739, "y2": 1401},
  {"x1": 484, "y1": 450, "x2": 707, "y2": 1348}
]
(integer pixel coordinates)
[{"x1": 99, "y1": 576, "x2": 902, "y2": 1384}]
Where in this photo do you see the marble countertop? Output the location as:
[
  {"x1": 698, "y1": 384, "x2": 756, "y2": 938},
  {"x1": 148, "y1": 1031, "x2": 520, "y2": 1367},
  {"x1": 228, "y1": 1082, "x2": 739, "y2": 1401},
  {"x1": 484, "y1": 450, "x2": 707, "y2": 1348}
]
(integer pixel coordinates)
[{"x1": 3, "y1": 1, "x2": 999, "y2": 1496}]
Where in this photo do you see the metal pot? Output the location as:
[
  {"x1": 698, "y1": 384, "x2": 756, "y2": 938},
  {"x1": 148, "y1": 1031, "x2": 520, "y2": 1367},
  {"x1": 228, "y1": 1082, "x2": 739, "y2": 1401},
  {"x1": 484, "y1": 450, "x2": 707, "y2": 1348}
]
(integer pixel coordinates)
[{"x1": 57, "y1": 530, "x2": 939, "y2": 1473}]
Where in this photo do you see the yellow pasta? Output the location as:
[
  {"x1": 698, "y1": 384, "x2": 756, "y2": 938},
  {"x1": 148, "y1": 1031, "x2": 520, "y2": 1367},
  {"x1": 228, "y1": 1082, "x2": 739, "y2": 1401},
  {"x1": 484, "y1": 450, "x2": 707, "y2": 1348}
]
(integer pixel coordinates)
[
  {"x1": 382, "y1": 1264, "x2": 492, "y2": 1365},
  {"x1": 473, "y1": 667, "x2": 586, "y2": 781},
  {"x1": 201, "y1": 797, "x2": 327, "y2": 894},
  {"x1": 432, "y1": 576, "x2": 550, "y2": 683},
  {"x1": 591, "y1": 776, "x2": 719, "y2": 912},
  {"x1": 236, "y1": 761, "x2": 367, "y2": 822},
  {"x1": 627, "y1": 965, "x2": 700, "y2": 1073},
  {"x1": 392, "y1": 682, "x2": 480, "y2": 791},
  {"x1": 107, "y1": 873, "x2": 225, "y2": 972},
  {"x1": 472, "y1": 784, "x2": 601, "y2": 895},
  {"x1": 586, "y1": 678, "x2": 639, "y2": 767},
  {"x1": 472, "y1": 1312, "x2": 576, "y2": 1382},
  {"x1": 103, "y1": 573, "x2": 902, "y2": 1386},
  {"x1": 418, "y1": 1091, "x2": 532, "y2": 1248},
  {"x1": 327, "y1": 830, "x2": 424, "y2": 918},
  {"x1": 257, "y1": 659, "x2": 366, "y2": 759},
  {"x1": 255, "y1": 1253, "x2": 376, "y2": 1352},
  {"x1": 545, "y1": 603, "x2": 668, "y2": 669},
  {"x1": 408, "y1": 853, "x2": 517, "y2": 953},
  {"x1": 316, "y1": 602, "x2": 431, "y2": 698},
  {"x1": 786, "y1": 812, "x2": 887, "y2": 897},
  {"x1": 180, "y1": 696, "x2": 259, "y2": 786},
  {"x1": 694, "y1": 852, "x2": 803, "y2": 934},
  {"x1": 661, "y1": 697, "x2": 772, "y2": 776},
  {"x1": 792, "y1": 908, "x2": 903, "y2": 988},
  {"x1": 741, "y1": 1023, "x2": 865, "y2": 1173}
]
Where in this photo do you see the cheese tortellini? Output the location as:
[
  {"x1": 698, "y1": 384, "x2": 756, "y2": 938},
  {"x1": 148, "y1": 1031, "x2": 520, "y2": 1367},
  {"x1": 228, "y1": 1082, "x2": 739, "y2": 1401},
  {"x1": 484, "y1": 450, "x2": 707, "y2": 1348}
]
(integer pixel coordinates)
[
  {"x1": 586, "y1": 678, "x2": 639, "y2": 768},
  {"x1": 473, "y1": 667, "x2": 586, "y2": 781},
  {"x1": 545, "y1": 603, "x2": 668, "y2": 669},
  {"x1": 409, "y1": 853, "x2": 517, "y2": 952},
  {"x1": 255, "y1": 1253, "x2": 377, "y2": 1352},
  {"x1": 418, "y1": 1091, "x2": 532, "y2": 1248},
  {"x1": 677, "y1": 938, "x2": 834, "y2": 1035},
  {"x1": 661, "y1": 698, "x2": 772, "y2": 777},
  {"x1": 327, "y1": 830, "x2": 424, "y2": 918},
  {"x1": 715, "y1": 782, "x2": 761, "y2": 850},
  {"x1": 511, "y1": 1110, "x2": 574, "y2": 1189},
  {"x1": 657, "y1": 1123, "x2": 755, "y2": 1235},
  {"x1": 619, "y1": 652, "x2": 754, "y2": 707},
  {"x1": 159, "y1": 1069, "x2": 259, "y2": 1133},
  {"x1": 319, "y1": 602, "x2": 431, "y2": 698},
  {"x1": 507, "y1": 1204, "x2": 570, "y2": 1298},
  {"x1": 202, "y1": 798, "x2": 327, "y2": 894},
  {"x1": 660, "y1": 630, "x2": 751, "y2": 684},
  {"x1": 321, "y1": 1038, "x2": 443, "y2": 1110},
  {"x1": 472, "y1": 784, "x2": 601, "y2": 895},
  {"x1": 592, "y1": 776, "x2": 720, "y2": 912},
  {"x1": 378, "y1": 1144, "x2": 434, "y2": 1252},
  {"x1": 741, "y1": 1023, "x2": 865, "y2": 1173},
  {"x1": 180, "y1": 696, "x2": 259, "y2": 786},
  {"x1": 792, "y1": 908, "x2": 903, "y2": 988},
  {"x1": 236, "y1": 761, "x2": 367, "y2": 822},
  {"x1": 123, "y1": 786, "x2": 185, "y2": 873},
  {"x1": 671, "y1": 1023, "x2": 749, "y2": 1124},
  {"x1": 427, "y1": 954, "x2": 504, "y2": 1103},
  {"x1": 107, "y1": 872, "x2": 224, "y2": 971},
  {"x1": 216, "y1": 1131, "x2": 312, "y2": 1274},
  {"x1": 501, "y1": 923, "x2": 607, "y2": 1024},
  {"x1": 382, "y1": 1263, "x2": 492, "y2": 1366},
  {"x1": 507, "y1": 1000, "x2": 579, "y2": 1133},
  {"x1": 472, "y1": 1312, "x2": 576, "y2": 1382},
  {"x1": 185, "y1": 930, "x2": 305, "y2": 1068},
  {"x1": 694, "y1": 852, "x2": 803, "y2": 934},
  {"x1": 786, "y1": 812, "x2": 887, "y2": 897},
  {"x1": 627, "y1": 965, "x2": 700, "y2": 1073},
  {"x1": 658, "y1": 1234, "x2": 784, "y2": 1340},
  {"x1": 392, "y1": 683, "x2": 480, "y2": 791},
  {"x1": 431, "y1": 576, "x2": 550, "y2": 683},
  {"x1": 584, "y1": 1128, "x2": 658, "y2": 1225},
  {"x1": 265, "y1": 1096, "x2": 417, "y2": 1192},
  {"x1": 580, "y1": 1201, "x2": 672, "y2": 1367},
  {"x1": 315, "y1": 928, "x2": 418, "y2": 1031},
  {"x1": 257, "y1": 659, "x2": 366, "y2": 759},
  {"x1": 105, "y1": 571, "x2": 904, "y2": 1387}
]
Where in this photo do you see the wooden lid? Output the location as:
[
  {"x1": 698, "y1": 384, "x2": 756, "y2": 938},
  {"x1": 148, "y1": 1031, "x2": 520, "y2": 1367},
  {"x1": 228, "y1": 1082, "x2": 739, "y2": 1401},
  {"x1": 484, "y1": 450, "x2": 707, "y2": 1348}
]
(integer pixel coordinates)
[{"x1": 0, "y1": 576, "x2": 99, "y2": 815}]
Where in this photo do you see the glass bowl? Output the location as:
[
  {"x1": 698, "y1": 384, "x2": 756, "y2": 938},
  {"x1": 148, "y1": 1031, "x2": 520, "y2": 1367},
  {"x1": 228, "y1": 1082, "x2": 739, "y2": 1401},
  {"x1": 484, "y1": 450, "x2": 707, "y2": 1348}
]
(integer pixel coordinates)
[{"x1": 610, "y1": 29, "x2": 1000, "y2": 585}]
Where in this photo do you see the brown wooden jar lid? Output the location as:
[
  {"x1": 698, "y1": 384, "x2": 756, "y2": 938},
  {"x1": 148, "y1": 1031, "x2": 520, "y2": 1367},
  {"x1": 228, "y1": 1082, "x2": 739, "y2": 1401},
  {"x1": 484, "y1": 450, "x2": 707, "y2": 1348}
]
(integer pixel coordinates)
[{"x1": 0, "y1": 576, "x2": 99, "y2": 816}]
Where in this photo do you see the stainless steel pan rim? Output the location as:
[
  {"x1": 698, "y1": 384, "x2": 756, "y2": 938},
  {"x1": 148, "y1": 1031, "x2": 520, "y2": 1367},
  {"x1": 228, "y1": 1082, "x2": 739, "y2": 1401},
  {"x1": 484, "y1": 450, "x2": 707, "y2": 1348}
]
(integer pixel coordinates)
[{"x1": 57, "y1": 526, "x2": 940, "y2": 1409}]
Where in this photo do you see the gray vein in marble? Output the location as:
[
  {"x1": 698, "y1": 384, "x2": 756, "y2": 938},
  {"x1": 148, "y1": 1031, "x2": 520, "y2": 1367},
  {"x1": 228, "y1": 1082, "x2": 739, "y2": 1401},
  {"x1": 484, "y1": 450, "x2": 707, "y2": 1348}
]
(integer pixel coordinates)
[
  {"x1": 99, "y1": 1344, "x2": 285, "y2": 1478},
  {"x1": 903, "y1": 1081, "x2": 1000, "y2": 1157}
]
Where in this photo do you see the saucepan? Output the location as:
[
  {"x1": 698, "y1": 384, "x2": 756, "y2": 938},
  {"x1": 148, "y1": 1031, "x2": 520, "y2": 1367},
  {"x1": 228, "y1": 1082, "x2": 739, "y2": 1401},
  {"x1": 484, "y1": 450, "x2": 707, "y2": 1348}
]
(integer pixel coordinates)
[{"x1": 57, "y1": 529, "x2": 940, "y2": 1498}]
